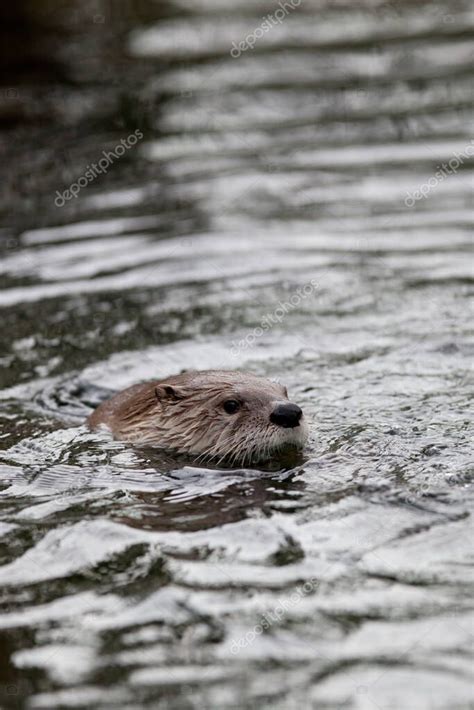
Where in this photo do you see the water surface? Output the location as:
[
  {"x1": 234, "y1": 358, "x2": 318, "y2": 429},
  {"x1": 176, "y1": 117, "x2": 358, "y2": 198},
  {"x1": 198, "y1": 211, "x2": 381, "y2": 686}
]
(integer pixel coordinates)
[{"x1": 0, "y1": 1, "x2": 473, "y2": 708}]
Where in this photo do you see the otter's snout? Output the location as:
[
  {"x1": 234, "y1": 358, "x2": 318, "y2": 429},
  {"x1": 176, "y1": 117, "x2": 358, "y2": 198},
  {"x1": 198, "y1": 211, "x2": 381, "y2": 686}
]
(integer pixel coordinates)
[{"x1": 270, "y1": 402, "x2": 303, "y2": 429}]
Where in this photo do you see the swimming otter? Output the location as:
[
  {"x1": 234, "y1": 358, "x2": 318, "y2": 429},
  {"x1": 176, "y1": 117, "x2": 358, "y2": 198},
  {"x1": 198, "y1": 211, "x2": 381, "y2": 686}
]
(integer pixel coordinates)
[{"x1": 87, "y1": 370, "x2": 308, "y2": 466}]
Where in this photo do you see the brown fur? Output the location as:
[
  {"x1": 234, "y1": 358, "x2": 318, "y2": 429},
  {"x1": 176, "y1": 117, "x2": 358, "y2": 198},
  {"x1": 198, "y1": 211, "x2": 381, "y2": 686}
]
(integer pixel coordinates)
[{"x1": 87, "y1": 370, "x2": 308, "y2": 465}]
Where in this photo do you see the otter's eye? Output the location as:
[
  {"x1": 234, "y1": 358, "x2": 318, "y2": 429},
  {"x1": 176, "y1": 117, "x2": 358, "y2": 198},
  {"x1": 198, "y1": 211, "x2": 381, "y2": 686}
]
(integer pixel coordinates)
[{"x1": 223, "y1": 399, "x2": 240, "y2": 414}]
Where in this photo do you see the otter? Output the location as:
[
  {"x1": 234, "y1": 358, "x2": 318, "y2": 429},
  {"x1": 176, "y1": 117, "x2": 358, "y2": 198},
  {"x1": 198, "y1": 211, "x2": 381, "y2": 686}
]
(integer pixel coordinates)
[{"x1": 87, "y1": 370, "x2": 308, "y2": 466}]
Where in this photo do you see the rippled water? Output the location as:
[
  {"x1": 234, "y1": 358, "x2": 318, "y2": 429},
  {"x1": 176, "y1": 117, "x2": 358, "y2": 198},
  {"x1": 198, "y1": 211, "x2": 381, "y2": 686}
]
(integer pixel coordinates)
[{"x1": 1, "y1": 1, "x2": 473, "y2": 708}]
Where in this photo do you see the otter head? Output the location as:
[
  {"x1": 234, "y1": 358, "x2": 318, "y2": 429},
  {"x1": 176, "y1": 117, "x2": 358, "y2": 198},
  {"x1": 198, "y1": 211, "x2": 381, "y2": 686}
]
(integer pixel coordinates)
[{"x1": 151, "y1": 370, "x2": 309, "y2": 466}]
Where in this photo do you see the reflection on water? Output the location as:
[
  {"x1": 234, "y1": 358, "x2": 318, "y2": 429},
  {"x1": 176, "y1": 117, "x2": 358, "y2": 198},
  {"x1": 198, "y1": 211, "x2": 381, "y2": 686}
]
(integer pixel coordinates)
[{"x1": 0, "y1": 0, "x2": 473, "y2": 708}]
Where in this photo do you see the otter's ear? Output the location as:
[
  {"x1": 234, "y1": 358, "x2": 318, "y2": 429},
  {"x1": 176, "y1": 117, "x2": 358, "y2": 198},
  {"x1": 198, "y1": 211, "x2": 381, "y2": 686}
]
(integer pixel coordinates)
[{"x1": 155, "y1": 384, "x2": 184, "y2": 402}]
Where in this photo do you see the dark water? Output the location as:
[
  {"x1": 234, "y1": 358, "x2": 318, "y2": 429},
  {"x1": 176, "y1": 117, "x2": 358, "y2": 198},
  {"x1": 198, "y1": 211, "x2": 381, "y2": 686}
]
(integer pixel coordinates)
[{"x1": 0, "y1": 1, "x2": 473, "y2": 708}]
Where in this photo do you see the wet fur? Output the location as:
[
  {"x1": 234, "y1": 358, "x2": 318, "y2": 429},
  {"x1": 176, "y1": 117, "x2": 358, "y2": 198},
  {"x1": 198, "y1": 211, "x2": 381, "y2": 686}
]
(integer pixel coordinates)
[{"x1": 87, "y1": 370, "x2": 308, "y2": 466}]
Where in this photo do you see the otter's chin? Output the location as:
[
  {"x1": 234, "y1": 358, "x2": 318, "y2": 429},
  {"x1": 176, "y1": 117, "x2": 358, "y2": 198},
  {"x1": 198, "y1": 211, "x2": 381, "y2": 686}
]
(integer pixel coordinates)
[
  {"x1": 211, "y1": 419, "x2": 308, "y2": 468},
  {"x1": 273, "y1": 417, "x2": 309, "y2": 449}
]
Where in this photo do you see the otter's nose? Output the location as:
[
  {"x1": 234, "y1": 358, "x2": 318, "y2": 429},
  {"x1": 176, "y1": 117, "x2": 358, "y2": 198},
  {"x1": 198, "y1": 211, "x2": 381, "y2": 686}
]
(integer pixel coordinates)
[{"x1": 270, "y1": 402, "x2": 302, "y2": 428}]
